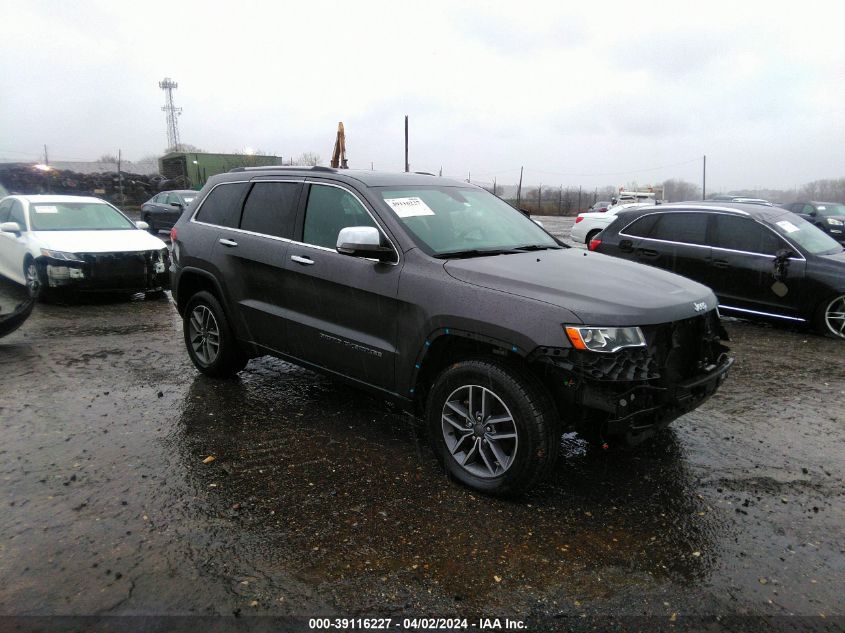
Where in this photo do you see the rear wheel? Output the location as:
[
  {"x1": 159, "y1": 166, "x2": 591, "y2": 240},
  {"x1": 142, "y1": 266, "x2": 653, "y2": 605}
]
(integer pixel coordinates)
[
  {"x1": 183, "y1": 291, "x2": 248, "y2": 377},
  {"x1": 816, "y1": 294, "x2": 845, "y2": 339},
  {"x1": 426, "y1": 359, "x2": 559, "y2": 496},
  {"x1": 585, "y1": 229, "x2": 601, "y2": 245}
]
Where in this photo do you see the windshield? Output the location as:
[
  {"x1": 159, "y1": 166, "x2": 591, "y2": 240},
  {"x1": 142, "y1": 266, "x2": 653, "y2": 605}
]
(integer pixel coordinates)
[
  {"x1": 29, "y1": 202, "x2": 136, "y2": 231},
  {"x1": 770, "y1": 213, "x2": 843, "y2": 255},
  {"x1": 378, "y1": 186, "x2": 558, "y2": 256},
  {"x1": 816, "y1": 203, "x2": 845, "y2": 216}
]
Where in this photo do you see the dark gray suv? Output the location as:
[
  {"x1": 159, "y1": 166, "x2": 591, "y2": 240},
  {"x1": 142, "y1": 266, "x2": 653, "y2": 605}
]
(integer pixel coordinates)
[{"x1": 170, "y1": 167, "x2": 733, "y2": 495}]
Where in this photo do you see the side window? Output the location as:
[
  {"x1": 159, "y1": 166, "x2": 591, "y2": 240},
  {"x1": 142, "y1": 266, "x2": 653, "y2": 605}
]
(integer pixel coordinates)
[
  {"x1": 166, "y1": 193, "x2": 180, "y2": 205},
  {"x1": 154, "y1": 193, "x2": 167, "y2": 203},
  {"x1": 240, "y1": 182, "x2": 300, "y2": 239},
  {"x1": 622, "y1": 214, "x2": 660, "y2": 238},
  {"x1": 802, "y1": 204, "x2": 816, "y2": 215},
  {"x1": 0, "y1": 200, "x2": 12, "y2": 223},
  {"x1": 9, "y1": 201, "x2": 26, "y2": 229},
  {"x1": 302, "y1": 184, "x2": 376, "y2": 249},
  {"x1": 711, "y1": 215, "x2": 783, "y2": 255},
  {"x1": 194, "y1": 183, "x2": 249, "y2": 228},
  {"x1": 650, "y1": 212, "x2": 709, "y2": 245}
]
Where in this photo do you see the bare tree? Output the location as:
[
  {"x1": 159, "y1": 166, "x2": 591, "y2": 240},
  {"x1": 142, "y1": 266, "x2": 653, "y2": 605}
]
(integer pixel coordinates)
[
  {"x1": 293, "y1": 152, "x2": 322, "y2": 166},
  {"x1": 98, "y1": 154, "x2": 118, "y2": 164},
  {"x1": 663, "y1": 178, "x2": 701, "y2": 202}
]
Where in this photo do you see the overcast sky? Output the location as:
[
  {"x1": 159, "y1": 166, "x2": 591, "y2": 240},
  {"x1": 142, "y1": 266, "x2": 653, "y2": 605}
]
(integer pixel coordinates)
[{"x1": 1, "y1": 0, "x2": 843, "y2": 190}]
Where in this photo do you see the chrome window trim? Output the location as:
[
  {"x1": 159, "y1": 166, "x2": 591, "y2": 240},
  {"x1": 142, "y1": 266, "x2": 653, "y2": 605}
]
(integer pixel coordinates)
[
  {"x1": 718, "y1": 304, "x2": 806, "y2": 322},
  {"x1": 618, "y1": 211, "x2": 807, "y2": 261},
  {"x1": 189, "y1": 179, "x2": 400, "y2": 266}
]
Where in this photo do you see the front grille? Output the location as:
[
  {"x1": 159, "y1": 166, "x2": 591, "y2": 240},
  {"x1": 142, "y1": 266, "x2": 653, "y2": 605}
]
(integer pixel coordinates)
[{"x1": 80, "y1": 250, "x2": 161, "y2": 288}]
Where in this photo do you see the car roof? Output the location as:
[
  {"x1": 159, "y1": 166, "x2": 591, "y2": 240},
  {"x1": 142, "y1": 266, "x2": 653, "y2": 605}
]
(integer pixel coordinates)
[
  {"x1": 5, "y1": 194, "x2": 105, "y2": 205},
  {"x1": 615, "y1": 201, "x2": 791, "y2": 220},
  {"x1": 219, "y1": 166, "x2": 471, "y2": 188}
]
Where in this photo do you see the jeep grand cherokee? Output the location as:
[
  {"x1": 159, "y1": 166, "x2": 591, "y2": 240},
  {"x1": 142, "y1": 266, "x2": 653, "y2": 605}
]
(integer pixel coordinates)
[{"x1": 170, "y1": 167, "x2": 733, "y2": 495}]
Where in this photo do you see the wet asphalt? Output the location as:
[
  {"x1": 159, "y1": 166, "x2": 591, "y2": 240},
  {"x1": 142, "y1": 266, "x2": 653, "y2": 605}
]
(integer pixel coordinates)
[{"x1": 0, "y1": 219, "x2": 843, "y2": 628}]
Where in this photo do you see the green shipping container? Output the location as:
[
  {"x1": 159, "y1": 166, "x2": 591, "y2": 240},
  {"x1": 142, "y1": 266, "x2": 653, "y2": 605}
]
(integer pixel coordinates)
[{"x1": 159, "y1": 152, "x2": 282, "y2": 189}]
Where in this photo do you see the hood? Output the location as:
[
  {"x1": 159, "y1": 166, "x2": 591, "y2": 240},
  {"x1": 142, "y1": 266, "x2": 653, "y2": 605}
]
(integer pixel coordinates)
[
  {"x1": 33, "y1": 229, "x2": 167, "y2": 254},
  {"x1": 444, "y1": 248, "x2": 717, "y2": 326}
]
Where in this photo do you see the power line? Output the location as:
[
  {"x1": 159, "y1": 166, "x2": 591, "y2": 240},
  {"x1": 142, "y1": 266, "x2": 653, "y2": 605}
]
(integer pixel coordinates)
[{"x1": 471, "y1": 157, "x2": 703, "y2": 179}]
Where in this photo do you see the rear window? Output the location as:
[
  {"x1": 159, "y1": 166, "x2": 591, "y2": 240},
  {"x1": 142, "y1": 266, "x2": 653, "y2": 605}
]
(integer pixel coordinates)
[
  {"x1": 194, "y1": 183, "x2": 249, "y2": 228},
  {"x1": 621, "y1": 213, "x2": 660, "y2": 238},
  {"x1": 240, "y1": 182, "x2": 300, "y2": 239},
  {"x1": 650, "y1": 212, "x2": 708, "y2": 245}
]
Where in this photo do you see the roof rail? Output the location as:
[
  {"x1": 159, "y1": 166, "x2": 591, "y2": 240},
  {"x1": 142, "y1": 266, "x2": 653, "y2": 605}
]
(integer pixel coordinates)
[{"x1": 227, "y1": 165, "x2": 338, "y2": 173}]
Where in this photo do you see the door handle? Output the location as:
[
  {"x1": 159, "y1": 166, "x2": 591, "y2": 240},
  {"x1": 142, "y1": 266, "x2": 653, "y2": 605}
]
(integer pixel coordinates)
[
  {"x1": 619, "y1": 239, "x2": 633, "y2": 253},
  {"x1": 291, "y1": 255, "x2": 314, "y2": 265},
  {"x1": 638, "y1": 248, "x2": 659, "y2": 259},
  {"x1": 711, "y1": 259, "x2": 730, "y2": 269},
  {"x1": 218, "y1": 238, "x2": 238, "y2": 247}
]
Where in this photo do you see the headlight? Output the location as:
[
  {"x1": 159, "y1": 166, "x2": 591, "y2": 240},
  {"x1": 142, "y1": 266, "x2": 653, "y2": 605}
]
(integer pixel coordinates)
[
  {"x1": 565, "y1": 325, "x2": 646, "y2": 353},
  {"x1": 826, "y1": 218, "x2": 844, "y2": 226},
  {"x1": 40, "y1": 249, "x2": 83, "y2": 262}
]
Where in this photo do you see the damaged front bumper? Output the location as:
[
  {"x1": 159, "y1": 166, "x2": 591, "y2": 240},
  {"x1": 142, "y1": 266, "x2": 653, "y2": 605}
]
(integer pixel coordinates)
[
  {"x1": 533, "y1": 310, "x2": 733, "y2": 445},
  {"x1": 38, "y1": 249, "x2": 170, "y2": 293}
]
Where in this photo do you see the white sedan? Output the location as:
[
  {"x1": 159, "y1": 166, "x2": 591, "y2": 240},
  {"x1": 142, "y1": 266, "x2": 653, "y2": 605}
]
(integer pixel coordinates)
[
  {"x1": 570, "y1": 202, "x2": 654, "y2": 245},
  {"x1": 0, "y1": 195, "x2": 170, "y2": 296}
]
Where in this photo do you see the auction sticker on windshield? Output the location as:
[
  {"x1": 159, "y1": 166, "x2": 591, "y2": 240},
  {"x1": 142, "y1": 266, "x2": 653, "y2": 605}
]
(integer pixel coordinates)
[
  {"x1": 384, "y1": 196, "x2": 436, "y2": 218},
  {"x1": 33, "y1": 205, "x2": 58, "y2": 214},
  {"x1": 776, "y1": 220, "x2": 800, "y2": 233}
]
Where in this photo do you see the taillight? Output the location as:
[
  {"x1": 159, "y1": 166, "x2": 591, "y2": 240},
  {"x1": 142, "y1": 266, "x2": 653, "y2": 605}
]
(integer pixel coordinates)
[
  {"x1": 588, "y1": 238, "x2": 602, "y2": 251},
  {"x1": 575, "y1": 216, "x2": 584, "y2": 223},
  {"x1": 170, "y1": 227, "x2": 178, "y2": 242}
]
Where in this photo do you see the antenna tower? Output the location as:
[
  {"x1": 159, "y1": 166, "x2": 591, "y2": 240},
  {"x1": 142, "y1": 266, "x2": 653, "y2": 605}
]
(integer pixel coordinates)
[{"x1": 159, "y1": 77, "x2": 182, "y2": 151}]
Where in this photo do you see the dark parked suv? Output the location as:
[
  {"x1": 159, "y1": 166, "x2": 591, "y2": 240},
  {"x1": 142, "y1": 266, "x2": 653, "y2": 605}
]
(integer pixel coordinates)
[
  {"x1": 591, "y1": 202, "x2": 845, "y2": 338},
  {"x1": 170, "y1": 167, "x2": 732, "y2": 495},
  {"x1": 782, "y1": 201, "x2": 845, "y2": 244}
]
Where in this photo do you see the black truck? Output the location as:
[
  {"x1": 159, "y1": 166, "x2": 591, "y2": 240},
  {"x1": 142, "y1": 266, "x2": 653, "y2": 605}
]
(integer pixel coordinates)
[{"x1": 170, "y1": 167, "x2": 732, "y2": 495}]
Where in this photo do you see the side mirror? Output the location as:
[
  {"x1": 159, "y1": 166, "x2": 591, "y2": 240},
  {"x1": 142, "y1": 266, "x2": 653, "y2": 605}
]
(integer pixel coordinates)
[
  {"x1": 135, "y1": 220, "x2": 150, "y2": 230},
  {"x1": 775, "y1": 248, "x2": 793, "y2": 261},
  {"x1": 772, "y1": 248, "x2": 793, "y2": 282},
  {"x1": 336, "y1": 226, "x2": 395, "y2": 262},
  {"x1": 0, "y1": 221, "x2": 22, "y2": 234}
]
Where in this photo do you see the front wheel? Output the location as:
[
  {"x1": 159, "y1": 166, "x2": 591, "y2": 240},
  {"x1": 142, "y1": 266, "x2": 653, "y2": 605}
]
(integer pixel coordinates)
[
  {"x1": 23, "y1": 257, "x2": 41, "y2": 298},
  {"x1": 815, "y1": 294, "x2": 845, "y2": 339},
  {"x1": 183, "y1": 291, "x2": 248, "y2": 377},
  {"x1": 426, "y1": 359, "x2": 559, "y2": 496}
]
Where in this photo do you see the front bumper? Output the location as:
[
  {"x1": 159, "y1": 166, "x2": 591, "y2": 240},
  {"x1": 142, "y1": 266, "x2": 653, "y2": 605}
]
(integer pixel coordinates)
[
  {"x1": 534, "y1": 309, "x2": 732, "y2": 444},
  {"x1": 38, "y1": 250, "x2": 170, "y2": 293}
]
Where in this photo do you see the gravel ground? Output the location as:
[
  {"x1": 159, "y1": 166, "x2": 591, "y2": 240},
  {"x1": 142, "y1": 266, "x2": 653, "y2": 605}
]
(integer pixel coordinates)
[{"x1": 0, "y1": 219, "x2": 843, "y2": 630}]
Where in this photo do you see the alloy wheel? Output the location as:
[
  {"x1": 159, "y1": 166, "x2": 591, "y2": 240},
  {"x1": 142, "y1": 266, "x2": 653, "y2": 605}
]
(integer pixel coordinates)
[
  {"x1": 25, "y1": 262, "x2": 39, "y2": 297},
  {"x1": 441, "y1": 384, "x2": 518, "y2": 478},
  {"x1": 188, "y1": 305, "x2": 221, "y2": 365},
  {"x1": 824, "y1": 295, "x2": 845, "y2": 338}
]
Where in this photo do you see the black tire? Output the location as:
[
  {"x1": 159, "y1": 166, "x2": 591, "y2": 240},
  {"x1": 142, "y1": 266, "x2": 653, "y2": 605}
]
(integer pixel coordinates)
[
  {"x1": 814, "y1": 294, "x2": 845, "y2": 340},
  {"x1": 426, "y1": 359, "x2": 559, "y2": 496},
  {"x1": 183, "y1": 290, "x2": 248, "y2": 377},
  {"x1": 584, "y1": 229, "x2": 601, "y2": 245},
  {"x1": 23, "y1": 256, "x2": 42, "y2": 299}
]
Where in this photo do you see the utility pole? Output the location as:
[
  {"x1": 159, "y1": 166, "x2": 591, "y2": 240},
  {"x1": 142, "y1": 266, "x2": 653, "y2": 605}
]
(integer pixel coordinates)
[
  {"x1": 558, "y1": 186, "x2": 562, "y2": 214},
  {"x1": 439, "y1": 166, "x2": 442, "y2": 177},
  {"x1": 492, "y1": 177, "x2": 497, "y2": 196},
  {"x1": 404, "y1": 115, "x2": 409, "y2": 173},
  {"x1": 702, "y1": 154, "x2": 707, "y2": 200},
  {"x1": 43, "y1": 144, "x2": 49, "y2": 166},
  {"x1": 467, "y1": 171, "x2": 471, "y2": 183},
  {"x1": 578, "y1": 185, "x2": 582, "y2": 213},
  {"x1": 538, "y1": 183, "x2": 542, "y2": 213},
  {"x1": 370, "y1": 162, "x2": 374, "y2": 170},
  {"x1": 517, "y1": 166, "x2": 523, "y2": 208},
  {"x1": 117, "y1": 149, "x2": 124, "y2": 207}
]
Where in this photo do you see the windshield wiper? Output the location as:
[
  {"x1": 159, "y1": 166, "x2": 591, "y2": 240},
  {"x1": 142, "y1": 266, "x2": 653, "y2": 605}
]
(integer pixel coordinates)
[
  {"x1": 435, "y1": 248, "x2": 523, "y2": 259},
  {"x1": 512, "y1": 244, "x2": 563, "y2": 252}
]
